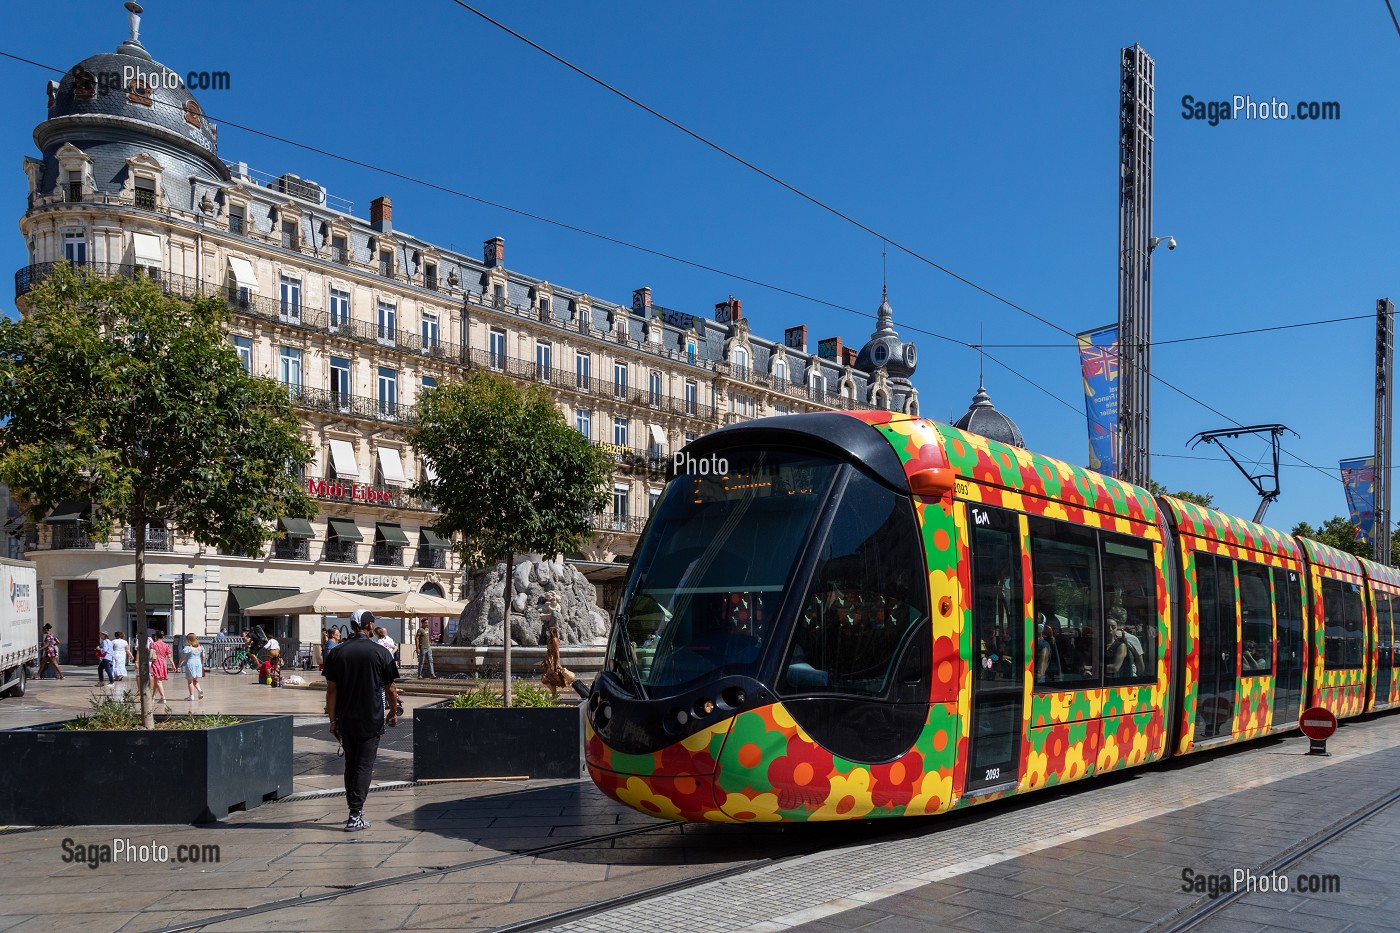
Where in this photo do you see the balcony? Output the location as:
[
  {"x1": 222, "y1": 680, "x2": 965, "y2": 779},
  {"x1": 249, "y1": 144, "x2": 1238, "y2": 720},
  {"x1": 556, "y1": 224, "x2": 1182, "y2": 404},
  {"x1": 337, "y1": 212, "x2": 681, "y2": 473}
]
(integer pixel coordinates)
[
  {"x1": 324, "y1": 540, "x2": 359, "y2": 564},
  {"x1": 416, "y1": 547, "x2": 447, "y2": 569},
  {"x1": 46, "y1": 526, "x2": 95, "y2": 550},
  {"x1": 371, "y1": 543, "x2": 403, "y2": 567},
  {"x1": 273, "y1": 538, "x2": 310, "y2": 561},
  {"x1": 122, "y1": 526, "x2": 172, "y2": 552},
  {"x1": 591, "y1": 513, "x2": 647, "y2": 534}
]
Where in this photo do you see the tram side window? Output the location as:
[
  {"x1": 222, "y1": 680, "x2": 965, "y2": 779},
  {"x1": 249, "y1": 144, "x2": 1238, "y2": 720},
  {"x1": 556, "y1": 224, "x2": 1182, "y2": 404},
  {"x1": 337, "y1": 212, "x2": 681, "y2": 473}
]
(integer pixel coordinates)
[
  {"x1": 970, "y1": 507, "x2": 1023, "y2": 684},
  {"x1": 1237, "y1": 562, "x2": 1274, "y2": 675},
  {"x1": 1379, "y1": 594, "x2": 1396, "y2": 670},
  {"x1": 1101, "y1": 536, "x2": 1157, "y2": 683},
  {"x1": 1029, "y1": 517, "x2": 1101, "y2": 688},
  {"x1": 1321, "y1": 578, "x2": 1365, "y2": 670},
  {"x1": 780, "y1": 471, "x2": 927, "y2": 698}
]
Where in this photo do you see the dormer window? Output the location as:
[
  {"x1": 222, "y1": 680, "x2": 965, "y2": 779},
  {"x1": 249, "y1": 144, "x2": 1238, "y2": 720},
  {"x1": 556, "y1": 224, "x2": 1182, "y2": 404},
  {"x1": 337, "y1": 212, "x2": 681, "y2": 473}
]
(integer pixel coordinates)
[
  {"x1": 127, "y1": 77, "x2": 153, "y2": 107},
  {"x1": 379, "y1": 250, "x2": 393, "y2": 277},
  {"x1": 228, "y1": 204, "x2": 245, "y2": 235},
  {"x1": 492, "y1": 283, "x2": 505, "y2": 307},
  {"x1": 133, "y1": 176, "x2": 156, "y2": 211},
  {"x1": 281, "y1": 220, "x2": 300, "y2": 251},
  {"x1": 732, "y1": 347, "x2": 749, "y2": 380},
  {"x1": 66, "y1": 171, "x2": 83, "y2": 203},
  {"x1": 331, "y1": 234, "x2": 348, "y2": 263},
  {"x1": 72, "y1": 70, "x2": 96, "y2": 101},
  {"x1": 424, "y1": 262, "x2": 438, "y2": 291}
]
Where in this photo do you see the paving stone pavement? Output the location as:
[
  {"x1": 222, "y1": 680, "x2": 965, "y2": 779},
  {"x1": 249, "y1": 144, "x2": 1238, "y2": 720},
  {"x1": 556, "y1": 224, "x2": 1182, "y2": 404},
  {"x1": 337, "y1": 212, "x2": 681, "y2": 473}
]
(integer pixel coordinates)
[{"x1": 3, "y1": 674, "x2": 1398, "y2": 933}]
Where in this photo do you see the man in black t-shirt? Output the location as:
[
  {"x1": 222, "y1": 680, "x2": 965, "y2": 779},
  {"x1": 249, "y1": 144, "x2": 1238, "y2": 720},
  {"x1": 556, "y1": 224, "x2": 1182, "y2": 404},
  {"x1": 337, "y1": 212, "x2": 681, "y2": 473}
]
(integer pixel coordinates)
[{"x1": 324, "y1": 609, "x2": 400, "y2": 832}]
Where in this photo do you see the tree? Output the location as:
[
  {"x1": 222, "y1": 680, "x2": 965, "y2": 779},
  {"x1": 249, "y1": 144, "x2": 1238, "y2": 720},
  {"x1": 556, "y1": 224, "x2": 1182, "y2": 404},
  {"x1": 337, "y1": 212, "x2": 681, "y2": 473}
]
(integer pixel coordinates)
[
  {"x1": 409, "y1": 371, "x2": 613, "y2": 705},
  {"x1": 0, "y1": 264, "x2": 315, "y2": 727},
  {"x1": 1145, "y1": 480, "x2": 1214, "y2": 509}
]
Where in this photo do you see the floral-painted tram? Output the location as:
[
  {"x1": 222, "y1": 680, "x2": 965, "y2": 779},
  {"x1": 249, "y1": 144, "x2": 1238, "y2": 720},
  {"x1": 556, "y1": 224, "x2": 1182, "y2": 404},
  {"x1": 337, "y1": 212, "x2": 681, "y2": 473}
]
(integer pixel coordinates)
[{"x1": 585, "y1": 411, "x2": 1393, "y2": 823}]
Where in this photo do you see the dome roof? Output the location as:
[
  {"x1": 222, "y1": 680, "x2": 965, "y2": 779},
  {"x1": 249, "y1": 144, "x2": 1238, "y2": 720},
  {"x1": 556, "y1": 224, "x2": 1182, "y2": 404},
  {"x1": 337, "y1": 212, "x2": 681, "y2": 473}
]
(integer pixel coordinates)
[
  {"x1": 46, "y1": 13, "x2": 217, "y2": 158},
  {"x1": 854, "y1": 288, "x2": 917, "y2": 379},
  {"x1": 953, "y1": 382, "x2": 1025, "y2": 448}
]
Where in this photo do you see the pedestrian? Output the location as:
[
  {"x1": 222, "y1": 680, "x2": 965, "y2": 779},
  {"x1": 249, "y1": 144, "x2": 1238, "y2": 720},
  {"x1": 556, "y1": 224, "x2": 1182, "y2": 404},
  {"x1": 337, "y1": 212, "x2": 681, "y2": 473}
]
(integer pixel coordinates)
[
  {"x1": 374, "y1": 626, "x2": 396, "y2": 654},
  {"x1": 109, "y1": 631, "x2": 133, "y2": 682},
  {"x1": 37, "y1": 623, "x2": 64, "y2": 680},
  {"x1": 96, "y1": 631, "x2": 113, "y2": 684},
  {"x1": 181, "y1": 633, "x2": 204, "y2": 700},
  {"x1": 324, "y1": 609, "x2": 400, "y2": 832},
  {"x1": 321, "y1": 628, "x2": 341, "y2": 670},
  {"x1": 415, "y1": 622, "x2": 437, "y2": 679},
  {"x1": 148, "y1": 629, "x2": 172, "y2": 703}
]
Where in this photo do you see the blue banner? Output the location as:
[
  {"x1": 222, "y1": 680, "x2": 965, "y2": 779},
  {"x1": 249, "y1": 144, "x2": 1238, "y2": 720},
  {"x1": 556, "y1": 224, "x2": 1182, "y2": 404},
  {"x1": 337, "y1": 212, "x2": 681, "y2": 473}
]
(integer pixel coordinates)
[
  {"x1": 1340, "y1": 457, "x2": 1376, "y2": 544},
  {"x1": 1077, "y1": 325, "x2": 1119, "y2": 476}
]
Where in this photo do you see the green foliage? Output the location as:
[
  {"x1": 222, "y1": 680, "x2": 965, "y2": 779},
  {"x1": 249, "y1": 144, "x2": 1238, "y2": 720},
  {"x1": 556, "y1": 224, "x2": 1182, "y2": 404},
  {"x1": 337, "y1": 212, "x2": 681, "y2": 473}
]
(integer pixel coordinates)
[
  {"x1": 1144, "y1": 480, "x2": 1214, "y2": 509},
  {"x1": 408, "y1": 371, "x2": 613, "y2": 565},
  {"x1": 0, "y1": 264, "x2": 315, "y2": 727},
  {"x1": 0, "y1": 264, "x2": 316, "y2": 553},
  {"x1": 62, "y1": 693, "x2": 238, "y2": 730},
  {"x1": 445, "y1": 681, "x2": 557, "y2": 708}
]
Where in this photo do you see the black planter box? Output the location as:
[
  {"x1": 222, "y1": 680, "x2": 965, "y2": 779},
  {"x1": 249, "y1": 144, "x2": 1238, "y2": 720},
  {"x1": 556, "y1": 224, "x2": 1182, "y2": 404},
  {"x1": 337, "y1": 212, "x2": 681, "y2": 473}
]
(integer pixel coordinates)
[
  {"x1": 413, "y1": 702, "x2": 583, "y2": 780},
  {"x1": 0, "y1": 715, "x2": 293, "y2": 824}
]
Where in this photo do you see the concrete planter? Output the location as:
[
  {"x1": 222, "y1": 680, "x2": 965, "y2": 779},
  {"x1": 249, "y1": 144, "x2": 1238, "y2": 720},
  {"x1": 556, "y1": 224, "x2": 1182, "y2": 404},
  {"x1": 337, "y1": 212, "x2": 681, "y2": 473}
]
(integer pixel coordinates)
[
  {"x1": 413, "y1": 701, "x2": 583, "y2": 780},
  {"x1": 0, "y1": 715, "x2": 293, "y2": 824}
]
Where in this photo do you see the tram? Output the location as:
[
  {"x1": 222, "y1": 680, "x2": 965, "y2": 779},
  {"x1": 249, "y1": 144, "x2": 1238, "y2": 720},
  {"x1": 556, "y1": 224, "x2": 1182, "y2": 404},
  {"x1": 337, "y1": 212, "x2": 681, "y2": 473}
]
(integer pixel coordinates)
[{"x1": 583, "y1": 411, "x2": 1399, "y2": 823}]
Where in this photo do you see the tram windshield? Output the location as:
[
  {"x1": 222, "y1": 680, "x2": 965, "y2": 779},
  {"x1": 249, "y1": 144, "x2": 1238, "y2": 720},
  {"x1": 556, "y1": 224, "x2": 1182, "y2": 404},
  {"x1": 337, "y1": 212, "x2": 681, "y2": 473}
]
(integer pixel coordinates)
[{"x1": 607, "y1": 448, "x2": 840, "y2": 694}]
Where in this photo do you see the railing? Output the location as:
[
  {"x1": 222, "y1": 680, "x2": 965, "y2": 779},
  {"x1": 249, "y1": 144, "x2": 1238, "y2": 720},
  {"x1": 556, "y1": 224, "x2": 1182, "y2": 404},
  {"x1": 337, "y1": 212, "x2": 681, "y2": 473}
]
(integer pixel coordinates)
[
  {"x1": 466, "y1": 348, "x2": 718, "y2": 421},
  {"x1": 324, "y1": 541, "x2": 359, "y2": 564},
  {"x1": 284, "y1": 384, "x2": 411, "y2": 423},
  {"x1": 371, "y1": 543, "x2": 403, "y2": 566},
  {"x1": 417, "y1": 547, "x2": 447, "y2": 569},
  {"x1": 47, "y1": 526, "x2": 95, "y2": 550},
  {"x1": 273, "y1": 538, "x2": 310, "y2": 561},
  {"x1": 122, "y1": 527, "x2": 172, "y2": 551},
  {"x1": 591, "y1": 513, "x2": 647, "y2": 534},
  {"x1": 15, "y1": 263, "x2": 455, "y2": 365}
]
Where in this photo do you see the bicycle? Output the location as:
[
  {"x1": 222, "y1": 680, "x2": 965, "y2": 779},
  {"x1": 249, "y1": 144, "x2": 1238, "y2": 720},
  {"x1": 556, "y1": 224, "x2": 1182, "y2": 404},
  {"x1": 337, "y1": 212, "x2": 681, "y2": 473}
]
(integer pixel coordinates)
[{"x1": 222, "y1": 647, "x2": 259, "y2": 674}]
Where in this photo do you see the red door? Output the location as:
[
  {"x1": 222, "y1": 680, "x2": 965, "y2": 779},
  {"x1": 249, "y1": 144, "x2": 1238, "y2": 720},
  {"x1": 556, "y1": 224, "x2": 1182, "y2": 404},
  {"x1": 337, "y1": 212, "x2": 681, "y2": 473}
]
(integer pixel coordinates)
[{"x1": 67, "y1": 580, "x2": 99, "y2": 666}]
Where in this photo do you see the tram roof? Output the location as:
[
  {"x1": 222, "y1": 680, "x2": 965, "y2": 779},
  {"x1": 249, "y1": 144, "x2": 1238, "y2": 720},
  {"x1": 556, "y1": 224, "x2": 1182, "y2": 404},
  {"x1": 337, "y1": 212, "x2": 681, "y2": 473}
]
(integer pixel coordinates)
[
  {"x1": 1162, "y1": 498, "x2": 1303, "y2": 561},
  {"x1": 1359, "y1": 555, "x2": 1400, "y2": 589},
  {"x1": 1299, "y1": 536, "x2": 1365, "y2": 576}
]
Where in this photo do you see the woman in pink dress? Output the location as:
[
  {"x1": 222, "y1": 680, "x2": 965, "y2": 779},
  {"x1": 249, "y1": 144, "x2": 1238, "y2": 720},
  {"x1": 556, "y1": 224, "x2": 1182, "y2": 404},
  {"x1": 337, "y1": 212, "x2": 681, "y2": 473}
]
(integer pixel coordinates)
[{"x1": 148, "y1": 630, "x2": 172, "y2": 703}]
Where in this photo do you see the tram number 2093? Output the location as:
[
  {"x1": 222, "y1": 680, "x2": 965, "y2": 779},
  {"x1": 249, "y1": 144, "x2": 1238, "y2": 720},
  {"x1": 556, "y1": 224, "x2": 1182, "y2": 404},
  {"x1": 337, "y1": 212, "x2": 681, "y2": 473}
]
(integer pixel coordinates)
[{"x1": 984, "y1": 767, "x2": 1001, "y2": 782}]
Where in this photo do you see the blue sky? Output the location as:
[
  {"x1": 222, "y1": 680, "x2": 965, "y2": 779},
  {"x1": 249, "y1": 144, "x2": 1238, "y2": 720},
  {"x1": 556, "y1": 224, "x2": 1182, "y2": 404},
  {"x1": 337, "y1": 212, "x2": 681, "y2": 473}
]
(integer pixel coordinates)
[{"x1": 3, "y1": 1, "x2": 1395, "y2": 534}]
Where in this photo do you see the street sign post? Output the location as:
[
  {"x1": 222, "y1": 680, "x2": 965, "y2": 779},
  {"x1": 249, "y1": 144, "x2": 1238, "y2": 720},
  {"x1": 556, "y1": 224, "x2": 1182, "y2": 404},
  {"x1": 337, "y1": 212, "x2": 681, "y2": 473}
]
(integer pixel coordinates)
[{"x1": 1299, "y1": 706, "x2": 1337, "y2": 756}]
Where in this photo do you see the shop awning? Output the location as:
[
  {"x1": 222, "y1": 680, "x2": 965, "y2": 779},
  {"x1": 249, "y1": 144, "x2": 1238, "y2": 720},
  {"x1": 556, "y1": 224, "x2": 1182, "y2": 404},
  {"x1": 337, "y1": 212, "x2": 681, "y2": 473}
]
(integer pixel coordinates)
[
  {"x1": 227, "y1": 256, "x2": 259, "y2": 292},
  {"x1": 329, "y1": 439, "x2": 359, "y2": 479},
  {"x1": 132, "y1": 232, "x2": 163, "y2": 268},
  {"x1": 420, "y1": 528, "x2": 450, "y2": 549},
  {"x1": 649, "y1": 424, "x2": 666, "y2": 446},
  {"x1": 421, "y1": 457, "x2": 437, "y2": 482},
  {"x1": 376, "y1": 523, "x2": 409, "y2": 546},
  {"x1": 278, "y1": 516, "x2": 315, "y2": 538},
  {"x1": 377, "y1": 447, "x2": 407, "y2": 486},
  {"x1": 45, "y1": 500, "x2": 90, "y2": 523},
  {"x1": 229, "y1": 585, "x2": 299, "y2": 613},
  {"x1": 122, "y1": 582, "x2": 173, "y2": 609},
  {"x1": 327, "y1": 518, "x2": 362, "y2": 541}
]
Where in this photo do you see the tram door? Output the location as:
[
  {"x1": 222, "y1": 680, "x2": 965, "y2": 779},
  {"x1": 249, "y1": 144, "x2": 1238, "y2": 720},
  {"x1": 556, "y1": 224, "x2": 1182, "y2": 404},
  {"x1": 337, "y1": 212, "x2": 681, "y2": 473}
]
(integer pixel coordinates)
[
  {"x1": 1272, "y1": 569, "x2": 1306, "y2": 724},
  {"x1": 966, "y1": 506, "x2": 1025, "y2": 792},
  {"x1": 1376, "y1": 592, "x2": 1394, "y2": 706},
  {"x1": 1193, "y1": 553, "x2": 1238, "y2": 742}
]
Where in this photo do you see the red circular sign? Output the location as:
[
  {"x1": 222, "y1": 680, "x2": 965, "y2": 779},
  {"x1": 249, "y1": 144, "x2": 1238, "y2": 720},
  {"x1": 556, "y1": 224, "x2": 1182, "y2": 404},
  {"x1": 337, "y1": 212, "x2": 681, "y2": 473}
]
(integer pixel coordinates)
[{"x1": 1299, "y1": 706, "x2": 1338, "y2": 741}]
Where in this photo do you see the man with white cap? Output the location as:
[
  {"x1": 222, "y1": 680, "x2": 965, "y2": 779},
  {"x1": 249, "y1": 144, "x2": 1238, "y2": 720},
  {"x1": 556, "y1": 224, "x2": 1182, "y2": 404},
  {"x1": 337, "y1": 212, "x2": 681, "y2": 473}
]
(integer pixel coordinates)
[{"x1": 323, "y1": 608, "x2": 400, "y2": 831}]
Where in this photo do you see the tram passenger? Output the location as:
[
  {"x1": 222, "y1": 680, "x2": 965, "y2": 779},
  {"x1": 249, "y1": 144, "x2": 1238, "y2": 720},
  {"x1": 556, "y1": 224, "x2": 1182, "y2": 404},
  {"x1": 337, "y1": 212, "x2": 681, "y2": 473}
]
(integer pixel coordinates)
[
  {"x1": 1035, "y1": 622, "x2": 1062, "y2": 682},
  {"x1": 1242, "y1": 641, "x2": 1265, "y2": 672}
]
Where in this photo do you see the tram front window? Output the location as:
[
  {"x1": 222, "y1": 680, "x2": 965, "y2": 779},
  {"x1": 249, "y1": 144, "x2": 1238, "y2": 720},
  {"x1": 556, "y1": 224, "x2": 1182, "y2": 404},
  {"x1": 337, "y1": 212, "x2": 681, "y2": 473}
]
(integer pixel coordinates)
[{"x1": 608, "y1": 449, "x2": 839, "y2": 694}]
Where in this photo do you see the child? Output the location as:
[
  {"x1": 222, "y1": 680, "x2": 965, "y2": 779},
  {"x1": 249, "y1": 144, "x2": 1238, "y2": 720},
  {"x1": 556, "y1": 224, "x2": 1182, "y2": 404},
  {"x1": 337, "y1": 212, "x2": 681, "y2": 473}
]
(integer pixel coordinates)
[{"x1": 181, "y1": 633, "x2": 204, "y2": 700}]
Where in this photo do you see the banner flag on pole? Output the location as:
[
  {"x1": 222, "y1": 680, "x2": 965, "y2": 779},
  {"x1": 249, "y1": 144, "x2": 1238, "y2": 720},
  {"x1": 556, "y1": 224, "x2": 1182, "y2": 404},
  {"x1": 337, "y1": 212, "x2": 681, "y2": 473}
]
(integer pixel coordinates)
[
  {"x1": 1340, "y1": 457, "x2": 1376, "y2": 544},
  {"x1": 1077, "y1": 324, "x2": 1119, "y2": 476}
]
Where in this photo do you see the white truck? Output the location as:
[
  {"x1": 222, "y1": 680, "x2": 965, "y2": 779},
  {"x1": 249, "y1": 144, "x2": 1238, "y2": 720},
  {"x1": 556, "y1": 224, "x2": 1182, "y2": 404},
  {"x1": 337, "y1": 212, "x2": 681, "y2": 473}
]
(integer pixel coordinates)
[{"x1": 0, "y1": 559, "x2": 37, "y2": 699}]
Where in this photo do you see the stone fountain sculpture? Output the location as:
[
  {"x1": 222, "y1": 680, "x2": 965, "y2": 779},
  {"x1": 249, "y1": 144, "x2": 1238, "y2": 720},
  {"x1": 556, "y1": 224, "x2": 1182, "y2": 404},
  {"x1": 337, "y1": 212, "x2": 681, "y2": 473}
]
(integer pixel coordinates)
[{"x1": 455, "y1": 554, "x2": 610, "y2": 647}]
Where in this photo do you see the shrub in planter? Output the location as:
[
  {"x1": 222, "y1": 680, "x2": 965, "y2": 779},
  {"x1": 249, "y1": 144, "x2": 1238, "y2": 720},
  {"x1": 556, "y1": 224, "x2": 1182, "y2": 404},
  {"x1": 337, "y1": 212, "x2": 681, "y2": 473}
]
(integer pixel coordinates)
[
  {"x1": 415, "y1": 681, "x2": 582, "y2": 780},
  {"x1": 0, "y1": 695, "x2": 292, "y2": 825}
]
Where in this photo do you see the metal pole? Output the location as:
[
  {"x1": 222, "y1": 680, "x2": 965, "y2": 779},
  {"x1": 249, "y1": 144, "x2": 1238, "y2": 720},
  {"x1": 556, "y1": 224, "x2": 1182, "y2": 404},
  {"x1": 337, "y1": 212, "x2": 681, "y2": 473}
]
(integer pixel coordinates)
[{"x1": 1377, "y1": 299, "x2": 1394, "y2": 564}]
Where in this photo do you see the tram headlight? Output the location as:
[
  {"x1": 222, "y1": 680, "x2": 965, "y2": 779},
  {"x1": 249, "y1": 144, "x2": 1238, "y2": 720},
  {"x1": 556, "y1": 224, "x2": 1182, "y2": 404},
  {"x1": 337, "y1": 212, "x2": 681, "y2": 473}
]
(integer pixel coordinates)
[
  {"x1": 694, "y1": 698, "x2": 716, "y2": 718},
  {"x1": 722, "y1": 687, "x2": 746, "y2": 708}
]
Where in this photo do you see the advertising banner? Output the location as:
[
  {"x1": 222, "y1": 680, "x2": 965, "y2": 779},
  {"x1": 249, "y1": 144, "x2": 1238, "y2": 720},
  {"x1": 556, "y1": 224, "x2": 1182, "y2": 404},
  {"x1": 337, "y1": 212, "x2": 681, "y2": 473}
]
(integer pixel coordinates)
[
  {"x1": 1340, "y1": 456, "x2": 1376, "y2": 544},
  {"x1": 1077, "y1": 324, "x2": 1119, "y2": 475}
]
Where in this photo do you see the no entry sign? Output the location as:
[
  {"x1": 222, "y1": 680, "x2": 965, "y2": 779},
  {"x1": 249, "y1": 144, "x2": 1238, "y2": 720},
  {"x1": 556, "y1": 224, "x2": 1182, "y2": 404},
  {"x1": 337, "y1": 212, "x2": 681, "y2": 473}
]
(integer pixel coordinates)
[{"x1": 1299, "y1": 706, "x2": 1337, "y2": 755}]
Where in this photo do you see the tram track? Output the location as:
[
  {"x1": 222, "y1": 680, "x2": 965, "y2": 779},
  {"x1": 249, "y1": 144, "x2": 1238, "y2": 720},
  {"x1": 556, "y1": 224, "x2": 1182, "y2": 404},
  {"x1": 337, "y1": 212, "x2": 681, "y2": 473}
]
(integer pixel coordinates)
[{"x1": 1153, "y1": 783, "x2": 1400, "y2": 933}]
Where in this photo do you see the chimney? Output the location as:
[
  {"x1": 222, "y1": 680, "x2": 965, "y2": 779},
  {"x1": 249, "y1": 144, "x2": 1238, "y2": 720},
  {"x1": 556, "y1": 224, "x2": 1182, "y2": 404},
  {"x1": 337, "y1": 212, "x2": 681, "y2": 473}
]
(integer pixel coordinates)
[
  {"x1": 817, "y1": 337, "x2": 843, "y2": 361},
  {"x1": 369, "y1": 196, "x2": 392, "y2": 232},
  {"x1": 483, "y1": 236, "x2": 504, "y2": 269},
  {"x1": 632, "y1": 286, "x2": 652, "y2": 316},
  {"x1": 842, "y1": 347, "x2": 859, "y2": 367},
  {"x1": 714, "y1": 295, "x2": 743, "y2": 323},
  {"x1": 784, "y1": 325, "x2": 808, "y2": 353}
]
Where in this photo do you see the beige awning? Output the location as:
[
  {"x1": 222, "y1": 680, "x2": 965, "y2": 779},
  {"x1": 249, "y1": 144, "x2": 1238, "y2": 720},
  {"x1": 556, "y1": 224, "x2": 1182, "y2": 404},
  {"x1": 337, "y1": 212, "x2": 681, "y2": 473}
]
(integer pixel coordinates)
[
  {"x1": 329, "y1": 439, "x2": 359, "y2": 479},
  {"x1": 132, "y1": 232, "x2": 163, "y2": 268},
  {"x1": 377, "y1": 447, "x2": 407, "y2": 486},
  {"x1": 648, "y1": 424, "x2": 666, "y2": 446},
  {"x1": 227, "y1": 256, "x2": 259, "y2": 292}
]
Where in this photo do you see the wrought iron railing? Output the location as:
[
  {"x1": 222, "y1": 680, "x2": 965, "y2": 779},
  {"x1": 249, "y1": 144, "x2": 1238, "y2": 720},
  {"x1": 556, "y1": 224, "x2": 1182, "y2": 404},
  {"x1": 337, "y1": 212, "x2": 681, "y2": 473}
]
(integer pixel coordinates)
[
  {"x1": 324, "y1": 541, "x2": 359, "y2": 564},
  {"x1": 591, "y1": 513, "x2": 647, "y2": 534},
  {"x1": 273, "y1": 538, "x2": 310, "y2": 561},
  {"x1": 416, "y1": 547, "x2": 447, "y2": 569},
  {"x1": 371, "y1": 543, "x2": 403, "y2": 566}
]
